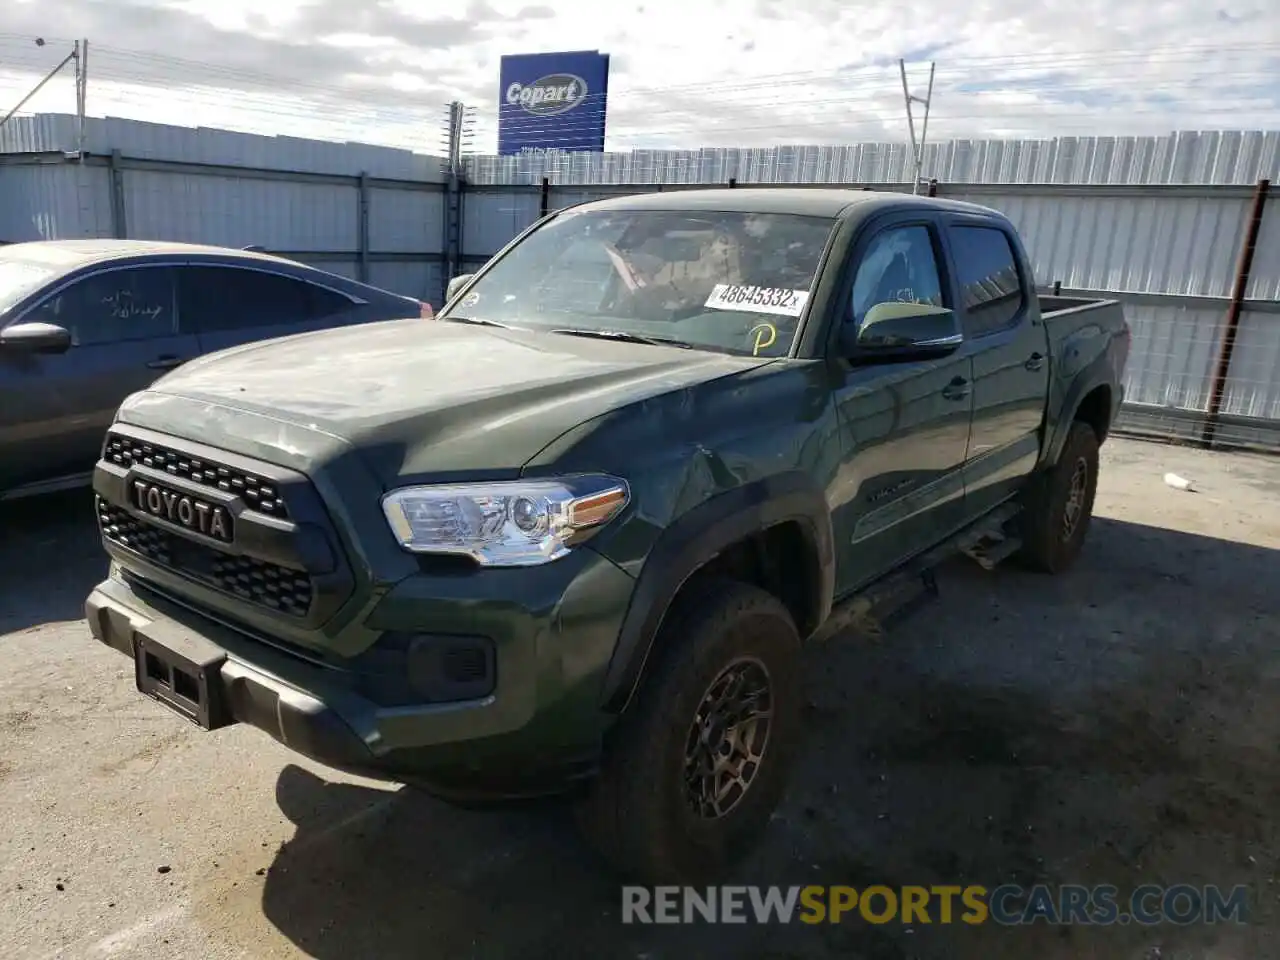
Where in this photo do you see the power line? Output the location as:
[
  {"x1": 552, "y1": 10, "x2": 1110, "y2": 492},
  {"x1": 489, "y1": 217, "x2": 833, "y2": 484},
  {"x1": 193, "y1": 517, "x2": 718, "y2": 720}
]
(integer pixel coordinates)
[
  {"x1": 0, "y1": 33, "x2": 1276, "y2": 109},
  {"x1": 0, "y1": 34, "x2": 1275, "y2": 153},
  {"x1": 3, "y1": 57, "x2": 1271, "y2": 129}
]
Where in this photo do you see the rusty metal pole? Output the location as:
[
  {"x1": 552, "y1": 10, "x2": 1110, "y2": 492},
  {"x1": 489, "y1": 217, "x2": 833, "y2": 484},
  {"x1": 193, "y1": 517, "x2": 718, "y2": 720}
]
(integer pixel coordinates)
[{"x1": 1204, "y1": 178, "x2": 1270, "y2": 448}]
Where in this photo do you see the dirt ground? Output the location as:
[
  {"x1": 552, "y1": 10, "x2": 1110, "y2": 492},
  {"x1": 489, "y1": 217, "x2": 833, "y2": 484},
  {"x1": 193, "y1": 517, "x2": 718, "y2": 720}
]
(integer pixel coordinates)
[{"x1": 1, "y1": 437, "x2": 1278, "y2": 960}]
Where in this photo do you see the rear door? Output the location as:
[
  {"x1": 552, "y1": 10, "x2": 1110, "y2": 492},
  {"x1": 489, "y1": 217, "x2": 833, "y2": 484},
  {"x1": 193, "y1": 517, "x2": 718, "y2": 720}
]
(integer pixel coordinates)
[
  {"x1": 178, "y1": 264, "x2": 364, "y2": 355},
  {"x1": 827, "y1": 216, "x2": 975, "y2": 596},
  {"x1": 940, "y1": 220, "x2": 1051, "y2": 515},
  {"x1": 0, "y1": 263, "x2": 197, "y2": 492}
]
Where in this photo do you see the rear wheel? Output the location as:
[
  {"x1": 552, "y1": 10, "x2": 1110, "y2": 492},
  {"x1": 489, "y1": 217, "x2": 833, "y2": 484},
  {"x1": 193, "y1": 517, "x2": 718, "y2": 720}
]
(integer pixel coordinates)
[
  {"x1": 575, "y1": 578, "x2": 803, "y2": 884},
  {"x1": 1017, "y1": 420, "x2": 1100, "y2": 573}
]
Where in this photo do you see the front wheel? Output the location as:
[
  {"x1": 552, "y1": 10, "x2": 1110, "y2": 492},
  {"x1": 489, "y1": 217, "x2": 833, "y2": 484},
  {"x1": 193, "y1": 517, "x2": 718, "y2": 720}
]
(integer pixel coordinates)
[
  {"x1": 1017, "y1": 420, "x2": 1100, "y2": 573},
  {"x1": 575, "y1": 578, "x2": 803, "y2": 884}
]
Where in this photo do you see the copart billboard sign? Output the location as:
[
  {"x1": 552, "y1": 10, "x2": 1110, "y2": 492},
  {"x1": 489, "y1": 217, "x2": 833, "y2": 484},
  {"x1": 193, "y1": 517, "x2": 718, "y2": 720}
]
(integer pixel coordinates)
[{"x1": 498, "y1": 50, "x2": 610, "y2": 155}]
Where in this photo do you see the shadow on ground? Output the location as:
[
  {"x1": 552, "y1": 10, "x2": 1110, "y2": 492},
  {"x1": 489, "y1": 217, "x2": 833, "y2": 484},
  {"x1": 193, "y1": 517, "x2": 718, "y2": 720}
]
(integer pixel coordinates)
[
  {"x1": 245, "y1": 516, "x2": 1278, "y2": 960},
  {"x1": 0, "y1": 489, "x2": 105, "y2": 635}
]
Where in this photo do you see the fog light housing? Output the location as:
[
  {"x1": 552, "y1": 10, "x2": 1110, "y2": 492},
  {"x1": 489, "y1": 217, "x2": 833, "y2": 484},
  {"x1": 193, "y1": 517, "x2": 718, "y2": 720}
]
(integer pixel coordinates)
[
  {"x1": 407, "y1": 634, "x2": 496, "y2": 702},
  {"x1": 352, "y1": 632, "x2": 496, "y2": 707}
]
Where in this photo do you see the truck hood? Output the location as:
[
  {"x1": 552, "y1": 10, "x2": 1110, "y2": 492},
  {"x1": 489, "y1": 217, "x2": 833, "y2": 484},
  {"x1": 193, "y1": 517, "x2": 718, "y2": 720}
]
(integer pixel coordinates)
[{"x1": 125, "y1": 319, "x2": 769, "y2": 485}]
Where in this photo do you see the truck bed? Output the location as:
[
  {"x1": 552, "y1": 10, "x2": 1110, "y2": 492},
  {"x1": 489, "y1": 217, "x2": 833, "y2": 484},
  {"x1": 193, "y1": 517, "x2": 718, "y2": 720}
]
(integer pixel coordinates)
[
  {"x1": 1037, "y1": 294, "x2": 1128, "y2": 356},
  {"x1": 1035, "y1": 293, "x2": 1130, "y2": 451},
  {"x1": 1037, "y1": 293, "x2": 1120, "y2": 318}
]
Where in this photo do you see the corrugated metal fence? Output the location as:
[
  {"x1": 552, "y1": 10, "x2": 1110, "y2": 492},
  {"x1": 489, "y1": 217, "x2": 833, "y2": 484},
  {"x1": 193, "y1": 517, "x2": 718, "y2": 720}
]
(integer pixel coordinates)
[
  {"x1": 2, "y1": 115, "x2": 1278, "y2": 451},
  {"x1": 462, "y1": 135, "x2": 1280, "y2": 453},
  {"x1": 0, "y1": 114, "x2": 449, "y2": 302}
]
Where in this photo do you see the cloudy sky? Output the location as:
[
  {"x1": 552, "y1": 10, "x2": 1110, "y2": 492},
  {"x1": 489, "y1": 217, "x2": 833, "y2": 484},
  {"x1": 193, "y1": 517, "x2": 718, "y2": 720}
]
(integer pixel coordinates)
[{"x1": 0, "y1": 0, "x2": 1277, "y2": 155}]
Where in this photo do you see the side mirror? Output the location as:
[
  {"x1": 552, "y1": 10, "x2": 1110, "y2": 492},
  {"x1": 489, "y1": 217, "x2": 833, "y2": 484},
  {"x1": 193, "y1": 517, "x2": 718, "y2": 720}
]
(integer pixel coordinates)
[
  {"x1": 841, "y1": 302, "x2": 961, "y2": 361},
  {"x1": 0, "y1": 321, "x2": 72, "y2": 355},
  {"x1": 446, "y1": 274, "x2": 476, "y2": 303}
]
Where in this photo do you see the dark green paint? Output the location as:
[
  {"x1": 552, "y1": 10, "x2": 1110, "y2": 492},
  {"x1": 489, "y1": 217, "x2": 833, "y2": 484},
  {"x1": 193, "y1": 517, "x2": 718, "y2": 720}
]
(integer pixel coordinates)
[{"x1": 89, "y1": 189, "x2": 1129, "y2": 799}]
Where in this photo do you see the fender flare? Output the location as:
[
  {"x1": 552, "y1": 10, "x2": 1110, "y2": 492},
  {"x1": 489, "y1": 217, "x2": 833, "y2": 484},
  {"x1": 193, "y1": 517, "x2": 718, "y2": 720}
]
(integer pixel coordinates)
[
  {"x1": 598, "y1": 473, "x2": 835, "y2": 714},
  {"x1": 1045, "y1": 369, "x2": 1116, "y2": 467}
]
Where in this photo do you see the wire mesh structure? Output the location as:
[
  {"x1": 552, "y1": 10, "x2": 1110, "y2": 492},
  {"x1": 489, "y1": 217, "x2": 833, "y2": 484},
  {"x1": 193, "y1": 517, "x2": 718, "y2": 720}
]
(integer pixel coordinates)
[{"x1": 464, "y1": 131, "x2": 1280, "y2": 188}]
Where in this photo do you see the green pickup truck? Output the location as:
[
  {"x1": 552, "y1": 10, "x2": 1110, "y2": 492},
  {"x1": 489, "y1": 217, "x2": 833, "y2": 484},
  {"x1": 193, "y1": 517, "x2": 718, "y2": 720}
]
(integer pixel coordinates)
[{"x1": 85, "y1": 188, "x2": 1130, "y2": 883}]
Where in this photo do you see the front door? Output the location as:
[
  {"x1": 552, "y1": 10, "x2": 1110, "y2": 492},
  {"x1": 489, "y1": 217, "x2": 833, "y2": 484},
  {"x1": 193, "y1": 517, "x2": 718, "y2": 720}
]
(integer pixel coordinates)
[
  {"x1": 0, "y1": 264, "x2": 197, "y2": 493},
  {"x1": 828, "y1": 220, "x2": 975, "y2": 597}
]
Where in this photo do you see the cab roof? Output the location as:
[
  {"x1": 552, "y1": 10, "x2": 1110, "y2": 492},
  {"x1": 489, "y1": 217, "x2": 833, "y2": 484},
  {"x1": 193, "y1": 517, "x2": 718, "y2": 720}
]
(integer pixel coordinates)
[{"x1": 574, "y1": 187, "x2": 1001, "y2": 221}]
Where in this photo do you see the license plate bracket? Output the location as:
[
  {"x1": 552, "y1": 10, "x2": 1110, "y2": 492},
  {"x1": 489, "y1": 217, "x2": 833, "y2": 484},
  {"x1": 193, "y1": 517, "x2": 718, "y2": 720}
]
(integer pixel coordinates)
[{"x1": 134, "y1": 624, "x2": 233, "y2": 730}]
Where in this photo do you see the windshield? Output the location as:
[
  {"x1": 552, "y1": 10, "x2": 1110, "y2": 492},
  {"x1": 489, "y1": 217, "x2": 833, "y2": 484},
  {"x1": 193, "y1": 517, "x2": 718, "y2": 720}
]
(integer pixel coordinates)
[
  {"x1": 443, "y1": 208, "x2": 837, "y2": 357},
  {"x1": 0, "y1": 259, "x2": 57, "y2": 316}
]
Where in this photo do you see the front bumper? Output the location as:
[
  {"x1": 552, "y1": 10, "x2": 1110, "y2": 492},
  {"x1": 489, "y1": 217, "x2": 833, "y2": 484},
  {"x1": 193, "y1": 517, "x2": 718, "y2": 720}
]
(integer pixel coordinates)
[{"x1": 86, "y1": 549, "x2": 638, "y2": 800}]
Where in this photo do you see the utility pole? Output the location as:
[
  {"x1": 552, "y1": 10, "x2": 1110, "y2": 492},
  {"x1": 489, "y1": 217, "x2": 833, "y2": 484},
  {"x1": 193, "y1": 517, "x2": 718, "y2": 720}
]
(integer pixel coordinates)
[
  {"x1": 439, "y1": 101, "x2": 474, "y2": 302},
  {"x1": 0, "y1": 40, "x2": 81, "y2": 135},
  {"x1": 899, "y1": 58, "x2": 936, "y2": 195},
  {"x1": 75, "y1": 39, "x2": 89, "y2": 158}
]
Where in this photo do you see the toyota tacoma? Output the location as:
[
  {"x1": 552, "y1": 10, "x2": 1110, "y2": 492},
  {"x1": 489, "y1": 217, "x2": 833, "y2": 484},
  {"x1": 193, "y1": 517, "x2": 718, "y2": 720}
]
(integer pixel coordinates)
[{"x1": 85, "y1": 188, "x2": 1129, "y2": 883}]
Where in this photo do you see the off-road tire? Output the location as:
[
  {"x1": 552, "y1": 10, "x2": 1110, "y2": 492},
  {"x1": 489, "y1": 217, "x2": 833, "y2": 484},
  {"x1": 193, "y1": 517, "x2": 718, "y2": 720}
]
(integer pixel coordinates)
[
  {"x1": 574, "y1": 577, "x2": 803, "y2": 884},
  {"x1": 1017, "y1": 420, "x2": 1100, "y2": 573}
]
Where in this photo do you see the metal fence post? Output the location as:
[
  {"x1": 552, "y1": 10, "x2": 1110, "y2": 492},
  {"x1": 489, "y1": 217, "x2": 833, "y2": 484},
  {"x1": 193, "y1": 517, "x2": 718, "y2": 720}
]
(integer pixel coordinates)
[
  {"x1": 539, "y1": 176, "x2": 550, "y2": 217},
  {"x1": 1204, "y1": 177, "x2": 1271, "y2": 448},
  {"x1": 108, "y1": 149, "x2": 128, "y2": 239},
  {"x1": 357, "y1": 171, "x2": 370, "y2": 283}
]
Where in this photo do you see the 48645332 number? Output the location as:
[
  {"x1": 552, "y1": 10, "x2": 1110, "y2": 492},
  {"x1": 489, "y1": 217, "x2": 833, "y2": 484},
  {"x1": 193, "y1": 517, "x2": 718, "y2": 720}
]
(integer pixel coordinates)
[{"x1": 704, "y1": 284, "x2": 810, "y2": 318}]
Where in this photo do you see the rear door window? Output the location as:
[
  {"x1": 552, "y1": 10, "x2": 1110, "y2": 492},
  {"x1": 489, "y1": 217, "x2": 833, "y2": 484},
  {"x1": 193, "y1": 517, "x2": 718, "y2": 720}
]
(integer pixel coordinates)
[
  {"x1": 948, "y1": 226, "x2": 1026, "y2": 337},
  {"x1": 309, "y1": 283, "x2": 357, "y2": 320},
  {"x1": 178, "y1": 266, "x2": 353, "y2": 333}
]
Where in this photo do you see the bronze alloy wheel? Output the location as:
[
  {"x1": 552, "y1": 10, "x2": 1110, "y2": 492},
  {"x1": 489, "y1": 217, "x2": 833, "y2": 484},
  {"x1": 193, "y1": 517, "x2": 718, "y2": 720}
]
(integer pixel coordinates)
[
  {"x1": 1062, "y1": 455, "x2": 1089, "y2": 541},
  {"x1": 682, "y1": 656, "x2": 774, "y2": 820}
]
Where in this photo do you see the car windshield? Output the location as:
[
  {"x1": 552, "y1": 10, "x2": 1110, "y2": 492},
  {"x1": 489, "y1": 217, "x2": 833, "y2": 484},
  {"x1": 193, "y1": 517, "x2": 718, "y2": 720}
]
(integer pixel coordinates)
[
  {"x1": 0, "y1": 259, "x2": 57, "y2": 316},
  {"x1": 442, "y1": 208, "x2": 837, "y2": 357}
]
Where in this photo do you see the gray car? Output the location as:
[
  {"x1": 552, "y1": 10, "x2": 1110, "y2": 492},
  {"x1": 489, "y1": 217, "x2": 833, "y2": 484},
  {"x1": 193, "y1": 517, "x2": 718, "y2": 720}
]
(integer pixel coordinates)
[{"x1": 0, "y1": 240, "x2": 432, "y2": 501}]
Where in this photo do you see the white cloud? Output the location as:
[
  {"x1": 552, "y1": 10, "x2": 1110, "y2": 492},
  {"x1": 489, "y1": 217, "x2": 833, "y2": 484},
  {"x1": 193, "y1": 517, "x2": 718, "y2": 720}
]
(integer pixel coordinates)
[{"x1": 0, "y1": 0, "x2": 1276, "y2": 156}]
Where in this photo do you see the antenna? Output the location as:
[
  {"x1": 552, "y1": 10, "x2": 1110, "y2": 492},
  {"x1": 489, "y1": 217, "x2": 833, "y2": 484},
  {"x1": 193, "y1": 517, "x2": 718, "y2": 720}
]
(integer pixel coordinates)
[{"x1": 899, "y1": 59, "x2": 936, "y2": 196}]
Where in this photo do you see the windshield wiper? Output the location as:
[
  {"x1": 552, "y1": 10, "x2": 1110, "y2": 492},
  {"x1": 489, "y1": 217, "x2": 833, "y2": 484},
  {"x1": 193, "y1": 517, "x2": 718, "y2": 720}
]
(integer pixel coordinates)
[
  {"x1": 549, "y1": 328, "x2": 693, "y2": 349},
  {"x1": 440, "y1": 315, "x2": 512, "y2": 329}
]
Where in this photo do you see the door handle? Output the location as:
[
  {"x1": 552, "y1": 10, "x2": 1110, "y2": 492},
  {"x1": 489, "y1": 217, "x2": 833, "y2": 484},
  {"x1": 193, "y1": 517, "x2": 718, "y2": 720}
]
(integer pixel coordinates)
[
  {"x1": 1025, "y1": 352, "x2": 1045, "y2": 371},
  {"x1": 146, "y1": 355, "x2": 187, "y2": 370},
  {"x1": 941, "y1": 376, "x2": 970, "y2": 401}
]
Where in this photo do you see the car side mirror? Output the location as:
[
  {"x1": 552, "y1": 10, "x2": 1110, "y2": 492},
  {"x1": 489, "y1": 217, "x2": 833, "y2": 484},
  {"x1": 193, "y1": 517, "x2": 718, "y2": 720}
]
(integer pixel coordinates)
[
  {"x1": 446, "y1": 273, "x2": 476, "y2": 303},
  {"x1": 841, "y1": 302, "x2": 961, "y2": 361},
  {"x1": 0, "y1": 321, "x2": 72, "y2": 355}
]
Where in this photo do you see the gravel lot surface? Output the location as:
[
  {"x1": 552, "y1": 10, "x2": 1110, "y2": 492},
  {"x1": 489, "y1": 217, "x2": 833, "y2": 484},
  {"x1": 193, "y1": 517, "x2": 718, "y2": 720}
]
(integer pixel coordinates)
[{"x1": 1, "y1": 437, "x2": 1278, "y2": 960}]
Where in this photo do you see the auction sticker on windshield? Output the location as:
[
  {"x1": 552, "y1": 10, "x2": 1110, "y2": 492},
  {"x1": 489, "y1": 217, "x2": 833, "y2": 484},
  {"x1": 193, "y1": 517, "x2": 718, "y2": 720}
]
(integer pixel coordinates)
[{"x1": 704, "y1": 284, "x2": 810, "y2": 317}]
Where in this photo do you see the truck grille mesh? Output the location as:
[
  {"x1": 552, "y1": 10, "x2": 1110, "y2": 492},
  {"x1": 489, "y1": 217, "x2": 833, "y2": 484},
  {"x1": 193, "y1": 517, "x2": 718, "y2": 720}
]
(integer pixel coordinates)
[
  {"x1": 97, "y1": 498, "x2": 314, "y2": 617},
  {"x1": 102, "y1": 433, "x2": 288, "y2": 519}
]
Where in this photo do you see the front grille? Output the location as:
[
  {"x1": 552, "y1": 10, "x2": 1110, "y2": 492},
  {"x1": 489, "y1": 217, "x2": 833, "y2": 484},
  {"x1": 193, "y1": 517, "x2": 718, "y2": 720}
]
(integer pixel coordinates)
[
  {"x1": 102, "y1": 433, "x2": 288, "y2": 519},
  {"x1": 98, "y1": 498, "x2": 314, "y2": 617}
]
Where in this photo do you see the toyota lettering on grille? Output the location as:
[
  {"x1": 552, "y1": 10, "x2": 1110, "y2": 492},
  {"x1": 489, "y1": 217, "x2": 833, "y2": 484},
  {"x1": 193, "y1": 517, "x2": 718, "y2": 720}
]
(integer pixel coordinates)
[{"x1": 130, "y1": 479, "x2": 233, "y2": 543}]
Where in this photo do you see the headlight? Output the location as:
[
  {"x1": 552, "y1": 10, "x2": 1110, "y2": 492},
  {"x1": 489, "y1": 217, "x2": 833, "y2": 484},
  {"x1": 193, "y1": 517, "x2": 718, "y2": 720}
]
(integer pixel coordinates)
[{"x1": 381, "y1": 475, "x2": 629, "y2": 567}]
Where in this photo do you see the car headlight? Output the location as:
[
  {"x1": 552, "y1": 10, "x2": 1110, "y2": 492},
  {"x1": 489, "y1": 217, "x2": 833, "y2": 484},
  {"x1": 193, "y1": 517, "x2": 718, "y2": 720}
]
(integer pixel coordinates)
[{"x1": 381, "y1": 475, "x2": 630, "y2": 566}]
